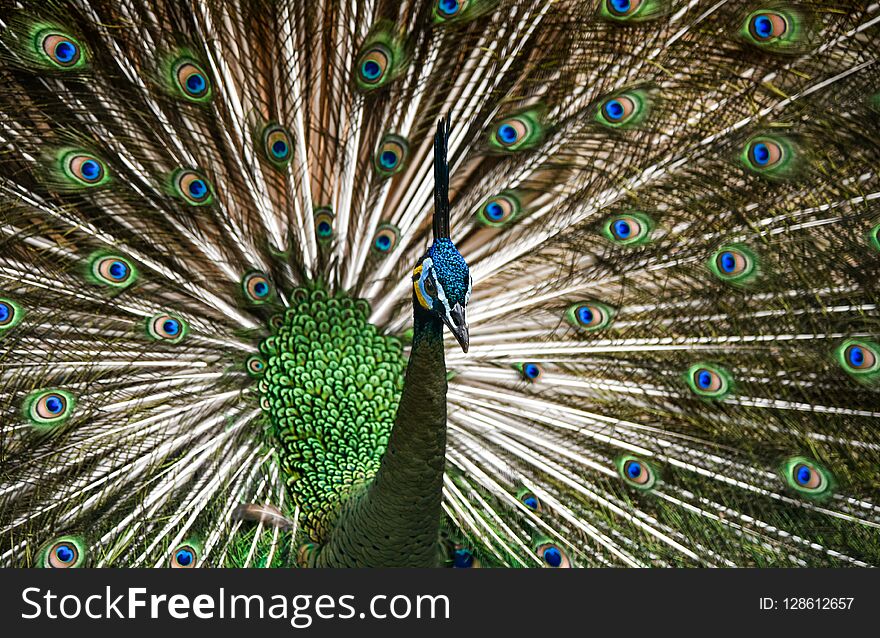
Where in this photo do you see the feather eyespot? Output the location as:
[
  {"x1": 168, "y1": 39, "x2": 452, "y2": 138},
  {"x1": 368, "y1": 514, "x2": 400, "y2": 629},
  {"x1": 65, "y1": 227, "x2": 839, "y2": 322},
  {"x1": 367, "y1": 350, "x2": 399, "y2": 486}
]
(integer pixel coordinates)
[
  {"x1": 709, "y1": 245, "x2": 758, "y2": 284},
  {"x1": 489, "y1": 112, "x2": 543, "y2": 151},
  {"x1": 170, "y1": 544, "x2": 198, "y2": 568},
  {"x1": 374, "y1": 135, "x2": 408, "y2": 176},
  {"x1": 314, "y1": 208, "x2": 334, "y2": 241},
  {"x1": 242, "y1": 272, "x2": 273, "y2": 304},
  {"x1": 782, "y1": 457, "x2": 834, "y2": 499},
  {"x1": 174, "y1": 60, "x2": 211, "y2": 101},
  {"x1": 520, "y1": 363, "x2": 542, "y2": 382},
  {"x1": 173, "y1": 169, "x2": 213, "y2": 205},
  {"x1": 372, "y1": 224, "x2": 400, "y2": 254},
  {"x1": 0, "y1": 298, "x2": 23, "y2": 332},
  {"x1": 741, "y1": 135, "x2": 793, "y2": 177},
  {"x1": 26, "y1": 389, "x2": 75, "y2": 426},
  {"x1": 147, "y1": 313, "x2": 187, "y2": 343},
  {"x1": 603, "y1": 212, "x2": 652, "y2": 245},
  {"x1": 357, "y1": 45, "x2": 391, "y2": 86},
  {"x1": 38, "y1": 31, "x2": 84, "y2": 68},
  {"x1": 41, "y1": 537, "x2": 85, "y2": 568},
  {"x1": 62, "y1": 152, "x2": 107, "y2": 186},
  {"x1": 535, "y1": 542, "x2": 571, "y2": 568},
  {"x1": 748, "y1": 12, "x2": 788, "y2": 42},
  {"x1": 436, "y1": 0, "x2": 468, "y2": 19},
  {"x1": 518, "y1": 489, "x2": 543, "y2": 512},
  {"x1": 686, "y1": 363, "x2": 732, "y2": 399},
  {"x1": 246, "y1": 355, "x2": 266, "y2": 377},
  {"x1": 263, "y1": 124, "x2": 292, "y2": 166},
  {"x1": 477, "y1": 193, "x2": 520, "y2": 227},
  {"x1": 566, "y1": 302, "x2": 613, "y2": 331},
  {"x1": 605, "y1": 0, "x2": 642, "y2": 18},
  {"x1": 601, "y1": 0, "x2": 661, "y2": 21},
  {"x1": 837, "y1": 339, "x2": 880, "y2": 380},
  {"x1": 617, "y1": 455, "x2": 658, "y2": 490},
  {"x1": 91, "y1": 255, "x2": 136, "y2": 287}
]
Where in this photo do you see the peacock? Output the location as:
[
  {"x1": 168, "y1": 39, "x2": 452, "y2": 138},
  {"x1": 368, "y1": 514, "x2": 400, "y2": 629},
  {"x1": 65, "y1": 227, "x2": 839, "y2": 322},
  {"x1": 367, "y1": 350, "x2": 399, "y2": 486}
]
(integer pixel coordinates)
[{"x1": 1, "y1": 0, "x2": 879, "y2": 569}]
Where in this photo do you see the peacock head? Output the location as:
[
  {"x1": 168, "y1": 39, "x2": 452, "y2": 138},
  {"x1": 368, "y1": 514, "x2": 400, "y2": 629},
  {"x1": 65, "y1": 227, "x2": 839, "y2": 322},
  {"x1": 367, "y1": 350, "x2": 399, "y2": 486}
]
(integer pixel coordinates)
[
  {"x1": 412, "y1": 238, "x2": 471, "y2": 352},
  {"x1": 411, "y1": 116, "x2": 471, "y2": 352}
]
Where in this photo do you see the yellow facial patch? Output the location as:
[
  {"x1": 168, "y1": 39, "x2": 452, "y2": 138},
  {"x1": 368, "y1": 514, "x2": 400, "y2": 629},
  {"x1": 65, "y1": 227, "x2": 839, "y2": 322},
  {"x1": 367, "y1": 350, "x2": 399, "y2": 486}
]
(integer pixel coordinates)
[{"x1": 412, "y1": 264, "x2": 431, "y2": 310}]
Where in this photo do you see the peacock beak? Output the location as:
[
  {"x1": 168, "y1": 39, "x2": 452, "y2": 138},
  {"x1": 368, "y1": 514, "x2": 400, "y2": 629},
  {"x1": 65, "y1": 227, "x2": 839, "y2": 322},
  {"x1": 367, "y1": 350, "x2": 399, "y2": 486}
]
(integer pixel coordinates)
[{"x1": 444, "y1": 303, "x2": 469, "y2": 353}]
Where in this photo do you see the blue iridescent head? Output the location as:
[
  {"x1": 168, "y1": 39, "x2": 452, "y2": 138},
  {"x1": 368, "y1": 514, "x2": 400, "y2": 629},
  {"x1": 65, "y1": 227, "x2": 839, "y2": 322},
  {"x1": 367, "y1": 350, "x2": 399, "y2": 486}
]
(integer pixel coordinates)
[{"x1": 411, "y1": 117, "x2": 471, "y2": 352}]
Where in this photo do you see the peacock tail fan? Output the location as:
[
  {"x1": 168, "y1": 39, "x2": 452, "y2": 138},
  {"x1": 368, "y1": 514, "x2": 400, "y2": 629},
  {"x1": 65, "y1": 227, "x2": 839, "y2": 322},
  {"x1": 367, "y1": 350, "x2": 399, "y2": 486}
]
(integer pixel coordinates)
[{"x1": 1, "y1": 0, "x2": 879, "y2": 568}]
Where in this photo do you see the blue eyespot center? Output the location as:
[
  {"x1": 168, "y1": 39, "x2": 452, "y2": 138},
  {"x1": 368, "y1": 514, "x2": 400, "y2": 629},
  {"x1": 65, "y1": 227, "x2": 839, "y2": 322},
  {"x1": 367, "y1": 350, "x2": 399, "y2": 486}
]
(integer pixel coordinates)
[
  {"x1": 380, "y1": 150, "x2": 398, "y2": 169},
  {"x1": 45, "y1": 396, "x2": 64, "y2": 414},
  {"x1": 375, "y1": 235, "x2": 391, "y2": 250},
  {"x1": 272, "y1": 140, "x2": 289, "y2": 158},
  {"x1": 317, "y1": 221, "x2": 332, "y2": 236},
  {"x1": 253, "y1": 282, "x2": 269, "y2": 297},
  {"x1": 453, "y1": 549, "x2": 473, "y2": 568},
  {"x1": 175, "y1": 549, "x2": 194, "y2": 566},
  {"x1": 109, "y1": 260, "x2": 128, "y2": 280},
  {"x1": 485, "y1": 202, "x2": 504, "y2": 221},
  {"x1": 543, "y1": 547, "x2": 562, "y2": 567},
  {"x1": 613, "y1": 219, "x2": 631, "y2": 238},
  {"x1": 753, "y1": 15, "x2": 773, "y2": 38},
  {"x1": 80, "y1": 159, "x2": 101, "y2": 181},
  {"x1": 605, "y1": 99, "x2": 625, "y2": 120},
  {"x1": 795, "y1": 465, "x2": 812, "y2": 486},
  {"x1": 611, "y1": 0, "x2": 632, "y2": 13},
  {"x1": 439, "y1": 0, "x2": 461, "y2": 16},
  {"x1": 751, "y1": 142, "x2": 770, "y2": 166},
  {"x1": 362, "y1": 60, "x2": 382, "y2": 80},
  {"x1": 523, "y1": 495, "x2": 538, "y2": 510},
  {"x1": 55, "y1": 40, "x2": 77, "y2": 63},
  {"x1": 577, "y1": 307, "x2": 594, "y2": 324},
  {"x1": 626, "y1": 461, "x2": 642, "y2": 479},
  {"x1": 498, "y1": 124, "x2": 519, "y2": 144},
  {"x1": 163, "y1": 319, "x2": 180, "y2": 336},
  {"x1": 186, "y1": 73, "x2": 206, "y2": 94},
  {"x1": 188, "y1": 179, "x2": 207, "y2": 199},
  {"x1": 55, "y1": 544, "x2": 75, "y2": 563},
  {"x1": 0, "y1": 303, "x2": 10, "y2": 322},
  {"x1": 719, "y1": 252, "x2": 736, "y2": 273},
  {"x1": 697, "y1": 370, "x2": 713, "y2": 389},
  {"x1": 524, "y1": 363, "x2": 541, "y2": 379},
  {"x1": 848, "y1": 346, "x2": 865, "y2": 367}
]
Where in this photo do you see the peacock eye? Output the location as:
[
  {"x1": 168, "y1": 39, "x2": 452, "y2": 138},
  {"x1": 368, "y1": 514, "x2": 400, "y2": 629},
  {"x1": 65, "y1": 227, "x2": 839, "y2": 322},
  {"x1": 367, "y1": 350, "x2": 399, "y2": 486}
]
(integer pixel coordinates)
[
  {"x1": 782, "y1": 457, "x2": 834, "y2": 499},
  {"x1": 263, "y1": 124, "x2": 292, "y2": 166},
  {"x1": 596, "y1": 91, "x2": 648, "y2": 128},
  {"x1": 566, "y1": 302, "x2": 613, "y2": 331},
  {"x1": 63, "y1": 152, "x2": 107, "y2": 186},
  {"x1": 42, "y1": 537, "x2": 85, "y2": 568},
  {"x1": 618, "y1": 455, "x2": 657, "y2": 489},
  {"x1": 535, "y1": 543, "x2": 571, "y2": 568},
  {"x1": 372, "y1": 224, "x2": 400, "y2": 255},
  {"x1": 246, "y1": 355, "x2": 266, "y2": 377},
  {"x1": 709, "y1": 245, "x2": 757, "y2": 284},
  {"x1": 489, "y1": 112, "x2": 542, "y2": 151},
  {"x1": 27, "y1": 389, "x2": 75, "y2": 425},
  {"x1": 147, "y1": 313, "x2": 187, "y2": 343},
  {"x1": 170, "y1": 544, "x2": 198, "y2": 568},
  {"x1": 521, "y1": 363, "x2": 543, "y2": 381},
  {"x1": 174, "y1": 169, "x2": 213, "y2": 205},
  {"x1": 39, "y1": 31, "x2": 84, "y2": 68},
  {"x1": 603, "y1": 212, "x2": 652, "y2": 245},
  {"x1": 518, "y1": 489, "x2": 543, "y2": 512},
  {"x1": 92, "y1": 255, "x2": 135, "y2": 287},
  {"x1": 837, "y1": 340, "x2": 880, "y2": 378},
  {"x1": 174, "y1": 60, "x2": 211, "y2": 101},
  {"x1": 314, "y1": 208, "x2": 335, "y2": 241},
  {"x1": 748, "y1": 11, "x2": 788, "y2": 42},
  {"x1": 686, "y1": 363, "x2": 732, "y2": 399},
  {"x1": 0, "y1": 298, "x2": 23, "y2": 331},
  {"x1": 243, "y1": 272, "x2": 273, "y2": 304},
  {"x1": 741, "y1": 136, "x2": 793, "y2": 177},
  {"x1": 357, "y1": 44, "x2": 391, "y2": 86},
  {"x1": 374, "y1": 135, "x2": 409, "y2": 176},
  {"x1": 477, "y1": 193, "x2": 520, "y2": 227},
  {"x1": 452, "y1": 547, "x2": 480, "y2": 568},
  {"x1": 424, "y1": 277, "x2": 437, "y2": 296}
]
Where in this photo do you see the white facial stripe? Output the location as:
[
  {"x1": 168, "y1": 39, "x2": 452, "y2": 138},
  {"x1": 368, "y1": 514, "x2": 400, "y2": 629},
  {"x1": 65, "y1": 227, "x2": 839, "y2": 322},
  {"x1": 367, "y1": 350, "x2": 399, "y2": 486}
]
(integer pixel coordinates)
[{"x1": 434, "y1": 268, "x2": 452, "y2": 315}]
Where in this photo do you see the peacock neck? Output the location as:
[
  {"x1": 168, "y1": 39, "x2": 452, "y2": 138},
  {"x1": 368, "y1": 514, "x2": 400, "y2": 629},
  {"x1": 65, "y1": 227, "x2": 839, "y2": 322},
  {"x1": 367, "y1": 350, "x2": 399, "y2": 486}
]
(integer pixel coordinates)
[{"x1": 314, "y1": 301, "x2": 448, "y2": 567}]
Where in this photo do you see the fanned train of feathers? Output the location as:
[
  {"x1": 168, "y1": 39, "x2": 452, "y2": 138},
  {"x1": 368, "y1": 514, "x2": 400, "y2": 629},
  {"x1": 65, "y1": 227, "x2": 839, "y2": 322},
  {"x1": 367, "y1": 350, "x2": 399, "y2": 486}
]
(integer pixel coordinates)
[{"x1": 1, "y1": 0, "x2": 880, "y2": 568}]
